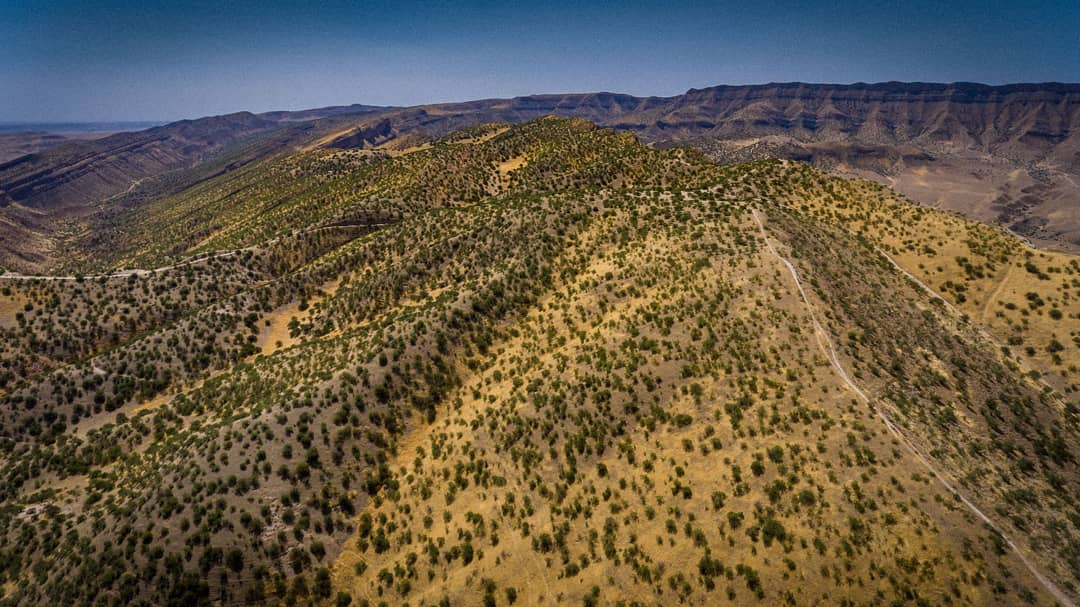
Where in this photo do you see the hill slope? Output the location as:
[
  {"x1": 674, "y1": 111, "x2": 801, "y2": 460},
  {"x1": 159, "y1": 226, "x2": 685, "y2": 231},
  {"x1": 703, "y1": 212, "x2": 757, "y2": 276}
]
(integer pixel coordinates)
[
  {"x1": 0, "y1": 110, "x2": 388, "y2": 272},
  {"x1": 321, "y1": 82, "x2": 1080, "y2": 250},
  {"x1": 0, "y1": 118, "x2": 1076, "y2": 607},
  {"x1": 4, "y1": 82, "x2": 1079, "y2": 274}
]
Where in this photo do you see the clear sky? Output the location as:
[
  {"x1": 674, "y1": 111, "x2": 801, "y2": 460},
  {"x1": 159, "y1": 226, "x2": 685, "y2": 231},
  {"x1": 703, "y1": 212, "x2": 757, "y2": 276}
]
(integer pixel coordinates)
[{"x1": 3, "y1": 0, "x2": 1079, "y2": 122}]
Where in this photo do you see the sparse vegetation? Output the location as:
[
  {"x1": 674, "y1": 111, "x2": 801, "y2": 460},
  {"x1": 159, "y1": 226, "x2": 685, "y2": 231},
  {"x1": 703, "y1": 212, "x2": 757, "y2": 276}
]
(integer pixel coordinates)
[{"x1": 0, "y1": 118, "x2": 1075, "y2": 607}]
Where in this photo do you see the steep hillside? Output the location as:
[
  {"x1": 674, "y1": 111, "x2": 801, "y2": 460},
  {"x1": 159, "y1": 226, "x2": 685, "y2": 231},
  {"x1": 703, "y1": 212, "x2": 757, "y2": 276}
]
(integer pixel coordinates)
[
  {"x1": 0, "y1": 113, "x2": 281, "y2": 210},
  {"x1": 760, "y1": 163, "x2": 1080, "y2": 396},
  {"x1": 70, "y1": 118, "x2": 709, "y2": 271},
  {"x1": 0, "y1": 119, "x2": 1076, "y2": 607},
  {"x1": 0, "y1": 110, "x2": 387, "y2": 273}
]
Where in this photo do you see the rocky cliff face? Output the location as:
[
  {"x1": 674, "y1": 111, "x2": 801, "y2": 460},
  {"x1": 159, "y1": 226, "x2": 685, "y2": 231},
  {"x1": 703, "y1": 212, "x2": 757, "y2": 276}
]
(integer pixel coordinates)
[{"x1": 641, "y1": 83, "x2": 1080, "y2": 164}]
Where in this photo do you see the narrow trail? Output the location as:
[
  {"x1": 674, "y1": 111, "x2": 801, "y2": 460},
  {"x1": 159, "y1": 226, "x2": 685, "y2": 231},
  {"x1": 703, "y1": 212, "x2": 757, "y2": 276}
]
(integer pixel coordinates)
[
  {"x1": 0, "y1": 249, "x2": 242, "y2": 281},
  {"x1": 875, "y1": 246, "x2": 1058, "y2": 396},
  {"x1": 750, "y1": 208, "x2": 1076, "y2": 607},
  {"x1": 101, "y1": 177, "x2": 147, "y2": 205},
  {"x1": 0, "y1": 222, "x2": 391, "y2": 282},
  {"x1": 1061, "y1": 171, "x2": 1080, "y2": 191},
  {"x1": 981, "y1": 262, "x2": 1014, "y2": 323}
]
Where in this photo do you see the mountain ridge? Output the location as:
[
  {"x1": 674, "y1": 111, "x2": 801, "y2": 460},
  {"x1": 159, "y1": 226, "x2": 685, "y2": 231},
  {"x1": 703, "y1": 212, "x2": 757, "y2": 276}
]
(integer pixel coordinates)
[
  {"x1": 1, "y1": 81, "x2": 1079, "y2": 274},
  {"x1": 0, "y1": 116, "x2": 1076, "y2": 607}
]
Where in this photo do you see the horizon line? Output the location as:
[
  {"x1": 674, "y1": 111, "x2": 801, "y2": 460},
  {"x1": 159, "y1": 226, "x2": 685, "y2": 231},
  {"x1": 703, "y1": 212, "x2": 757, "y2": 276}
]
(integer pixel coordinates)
[{"x1": 8, "y1": 79, "x2": 1080, "y2": 125}]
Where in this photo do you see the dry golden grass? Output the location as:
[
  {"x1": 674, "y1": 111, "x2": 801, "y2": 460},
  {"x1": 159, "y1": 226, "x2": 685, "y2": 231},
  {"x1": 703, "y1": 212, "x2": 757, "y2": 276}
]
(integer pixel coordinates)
[
  {"x1": 330, "y1": 195, "x2": 1058, "y2": 606},
  {"x1": 496, "y1": 155, "x2": 528, "y2": 192},
  {"x1": 0, "y1": 289, "x2": 27, "y2": 329},
  {"x1": 258, "y1": 278, "x2": 342, "y2": 354},
  {"x1": 782, "y1": 170, "x2": 1080, "y2": 397}
]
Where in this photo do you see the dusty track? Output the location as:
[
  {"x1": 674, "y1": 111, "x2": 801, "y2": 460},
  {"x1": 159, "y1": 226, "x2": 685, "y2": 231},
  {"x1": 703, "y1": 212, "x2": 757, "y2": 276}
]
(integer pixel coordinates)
[
  {"x1": 874, "y1": 246, "x2": 1059, "y2": 396},
  {"x1": 0, "y1": 223, "x2": 392, "y2": 282},
  {"x1": 751, "y1": 208, "x2": 1076, "y2": 607}
]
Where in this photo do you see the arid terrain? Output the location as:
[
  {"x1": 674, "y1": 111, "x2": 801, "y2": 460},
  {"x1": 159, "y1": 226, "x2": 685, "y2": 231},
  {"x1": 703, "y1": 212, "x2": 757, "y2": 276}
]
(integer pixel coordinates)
[
  {"x1": 0, "y1": 114, "x2": 1076, "y2": 607},
  {"x1": 3, "y1": 83, "x2": 1079, "y2": 274},
  {"x1": 0, "y1": 132, "x2": 118, "y2": 164}
]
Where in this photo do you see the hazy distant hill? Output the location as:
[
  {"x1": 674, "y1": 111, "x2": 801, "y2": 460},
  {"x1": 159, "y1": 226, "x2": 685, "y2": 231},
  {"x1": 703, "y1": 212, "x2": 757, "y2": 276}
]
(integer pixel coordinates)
[
  {"x1": 0, "y1": 113, "x2": 282, "y2": 209},
  {"x1": 0, "y1": 110, "x2": 386, "y2": 271},
  {"x1": 0, "y1": 132, "x2": 115, "y2": 164}
]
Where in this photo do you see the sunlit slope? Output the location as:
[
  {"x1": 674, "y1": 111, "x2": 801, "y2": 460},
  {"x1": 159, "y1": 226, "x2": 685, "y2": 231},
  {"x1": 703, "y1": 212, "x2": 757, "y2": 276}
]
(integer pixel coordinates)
[
  {"x1": 0, "y1": 120, "x2": 1075, "y2": 607},
  {"x1": 756, "y1": 160, "x2": 1079, "y2": 398},
  {"x1": 83, "y1": 118, "x2": 712, "y2": 270}
]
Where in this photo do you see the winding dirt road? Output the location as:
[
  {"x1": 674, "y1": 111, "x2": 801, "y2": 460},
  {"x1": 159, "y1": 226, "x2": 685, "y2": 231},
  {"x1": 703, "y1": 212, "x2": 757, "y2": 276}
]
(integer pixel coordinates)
[
  {"x1": 874, "y1": 246, "x2": 1058, "y2": 396},
  {"x1": 751, "y1": 208, "x2": 1076, "y2": 607},
  {"x1": 0, "y1": 222, "x2": 392, "y2": 282},
  {"x1": 0, "y1": 250, "x2": 243, "y2": 281}
]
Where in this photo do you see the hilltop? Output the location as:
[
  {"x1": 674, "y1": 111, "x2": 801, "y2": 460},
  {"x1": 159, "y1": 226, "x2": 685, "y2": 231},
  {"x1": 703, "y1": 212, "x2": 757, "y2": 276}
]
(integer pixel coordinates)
[
  {"x1": 0, "y1": 118, "x2": 1076, "y2": 607},
  {"x1": 2, "y1": 82, "x2": 1079, "y2": 273}
]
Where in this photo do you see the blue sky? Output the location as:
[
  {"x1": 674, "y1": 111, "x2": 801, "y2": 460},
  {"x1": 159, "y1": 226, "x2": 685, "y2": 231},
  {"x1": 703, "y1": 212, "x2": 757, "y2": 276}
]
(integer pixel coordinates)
[{"x1": 3, "y1": 0, "x2": 1078, "y2": 121}]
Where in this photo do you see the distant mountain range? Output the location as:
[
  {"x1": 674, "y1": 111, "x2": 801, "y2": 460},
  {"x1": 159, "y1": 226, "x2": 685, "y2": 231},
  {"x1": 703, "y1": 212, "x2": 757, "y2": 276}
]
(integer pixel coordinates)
[{"x1": 1, "y1": 82, "x2": 1078, "y2": 272}]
